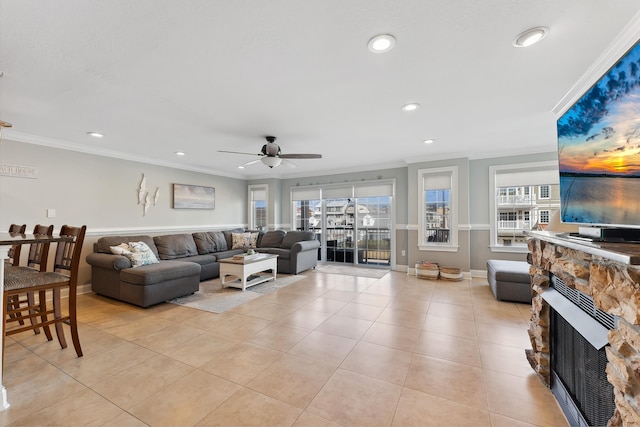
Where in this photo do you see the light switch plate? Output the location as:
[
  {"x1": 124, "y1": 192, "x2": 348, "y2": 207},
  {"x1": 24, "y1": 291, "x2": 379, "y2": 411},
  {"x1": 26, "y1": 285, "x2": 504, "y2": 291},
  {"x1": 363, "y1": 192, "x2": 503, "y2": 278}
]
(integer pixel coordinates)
[{"x1": 47, "y1": 208, "x2": 56, "y2": 218}]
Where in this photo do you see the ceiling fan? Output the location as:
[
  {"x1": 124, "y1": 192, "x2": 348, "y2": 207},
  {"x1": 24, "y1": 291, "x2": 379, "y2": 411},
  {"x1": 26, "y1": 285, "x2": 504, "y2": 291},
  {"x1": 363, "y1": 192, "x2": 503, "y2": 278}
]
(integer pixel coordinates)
[{"x1": 218, "y1": 136, "x2": 322, "y2": 168}]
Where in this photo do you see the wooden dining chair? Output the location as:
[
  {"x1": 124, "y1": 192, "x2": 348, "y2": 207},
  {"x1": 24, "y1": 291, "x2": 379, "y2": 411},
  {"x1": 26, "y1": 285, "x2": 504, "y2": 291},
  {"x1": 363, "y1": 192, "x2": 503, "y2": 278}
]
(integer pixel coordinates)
[
  {"x1": 7, "y1": 224, "x2": 55, "y2": 336},
  {"x1": 3, "y1": 225, "x2": 87, "y2": 357},
  {"x1": 6, "y1": 224, "x2": 26, "y2": 266}
]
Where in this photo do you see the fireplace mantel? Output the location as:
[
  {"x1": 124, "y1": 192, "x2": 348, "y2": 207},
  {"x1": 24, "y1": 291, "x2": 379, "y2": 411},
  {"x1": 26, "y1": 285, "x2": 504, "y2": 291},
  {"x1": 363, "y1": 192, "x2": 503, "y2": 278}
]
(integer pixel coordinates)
[{"x1": 526, "y1": 231, "x2": 640, "y2": 426}]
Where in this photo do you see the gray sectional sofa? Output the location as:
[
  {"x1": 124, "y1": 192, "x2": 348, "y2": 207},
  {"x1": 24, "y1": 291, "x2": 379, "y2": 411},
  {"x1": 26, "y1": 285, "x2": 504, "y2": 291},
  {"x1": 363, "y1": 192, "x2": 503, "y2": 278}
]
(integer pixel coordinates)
[{"x1": 86, "y1": 228, "x2": 320, "y2": 307}]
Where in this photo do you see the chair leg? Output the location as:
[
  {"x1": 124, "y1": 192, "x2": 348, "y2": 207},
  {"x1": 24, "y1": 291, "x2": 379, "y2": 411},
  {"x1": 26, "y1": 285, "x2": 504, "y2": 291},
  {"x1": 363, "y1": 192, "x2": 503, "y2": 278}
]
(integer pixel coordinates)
[
  {"x1": 68, "y1": 290, "x2": 82, "y2": 357},
  {"x1": 52, "y1": 288, "x2": 67, "y2": 350},
  {"x1": 37, "y1": 290, "x2": 53, "y2": 341},
  {"x1": 8, "y1": 295, "x2": 25, "y2": 325},
  {"x1": 26, "y1": 292, "x2": 41, "y2": 335}
]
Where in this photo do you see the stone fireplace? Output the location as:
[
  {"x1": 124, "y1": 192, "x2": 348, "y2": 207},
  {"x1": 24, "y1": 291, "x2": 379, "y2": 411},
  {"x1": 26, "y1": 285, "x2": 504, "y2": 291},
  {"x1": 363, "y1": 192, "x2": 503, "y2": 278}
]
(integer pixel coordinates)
[{"x1": 527, "y1": 232, "x2": 640, "y2": 426}]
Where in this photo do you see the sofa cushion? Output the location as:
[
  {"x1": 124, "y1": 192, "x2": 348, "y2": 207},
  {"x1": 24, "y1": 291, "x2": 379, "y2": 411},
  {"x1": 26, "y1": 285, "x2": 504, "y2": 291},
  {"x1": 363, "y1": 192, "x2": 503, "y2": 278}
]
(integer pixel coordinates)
[
  {"x1": 110, "y1": 242, "x2": 159, "y2": 268},
  {"x1": 120, "y1": 260, "x2": 201, "y2": 286},
  {"x1": 280, "y1": 230, "x2": 315, "y2": 249},
  {"x1": 174, "y1": 253, "x2": 217, "y2": 267},
  {"x1": 259, "y1": 230, "x2": 286, "y2": 248},
  {"x1": 192, "y1": 232, "x2": 216, "y2": 254},
  {"x1": 96, "y1": 235, "x2": 158, "y2": 256},
  {"x1": 231, "y1": 232, "x2": 259, "y2": 249},
  {"x1": 212, "y1": 231, "x2": 228, "y2": 251},
  {"x1": 256, "y1": 247, "x2": 290, "y2": 260},
  {"x1": 154, "y1": 234, "x2": 198, "y2": 260},
  {"x1": 213, "y1": 249, "x2": 244, "y2": 260}
]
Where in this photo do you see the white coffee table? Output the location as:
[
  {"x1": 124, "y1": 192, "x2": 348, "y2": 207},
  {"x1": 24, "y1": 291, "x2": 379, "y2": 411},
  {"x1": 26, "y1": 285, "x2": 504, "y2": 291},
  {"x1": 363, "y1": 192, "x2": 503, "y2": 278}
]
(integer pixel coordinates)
[{"x1": 219, "y1": 253, "x2": 278, "y2": 291}]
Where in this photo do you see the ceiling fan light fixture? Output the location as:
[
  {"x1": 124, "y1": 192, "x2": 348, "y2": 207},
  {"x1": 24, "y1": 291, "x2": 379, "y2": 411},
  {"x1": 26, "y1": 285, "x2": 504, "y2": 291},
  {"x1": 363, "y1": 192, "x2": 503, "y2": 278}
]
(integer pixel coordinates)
[
  {"x1": 513, "y1": 26, "x2": 549, "y2": 47},
  {"x1": 368, "y1": 34, "x2": 396, "y2": 53},
  {"x1": 261, "y1": 156, "x2": 282, "y2": 168}
]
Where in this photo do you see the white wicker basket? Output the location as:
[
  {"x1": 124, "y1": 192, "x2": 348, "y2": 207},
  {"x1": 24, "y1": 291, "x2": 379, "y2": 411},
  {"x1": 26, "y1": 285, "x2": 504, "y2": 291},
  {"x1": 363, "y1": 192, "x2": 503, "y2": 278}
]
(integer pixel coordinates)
[
  {"x1": 415, "y1": 263, "x2": 439, "y2": 279},
  {"x1": 439, "y1": 267, "x2": 463, "y2": 281}
]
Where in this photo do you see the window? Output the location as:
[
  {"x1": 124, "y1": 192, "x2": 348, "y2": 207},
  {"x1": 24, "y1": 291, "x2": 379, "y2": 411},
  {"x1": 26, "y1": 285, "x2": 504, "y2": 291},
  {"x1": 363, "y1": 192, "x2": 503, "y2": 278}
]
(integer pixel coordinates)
[
  {"x1": 418, "y1": 166, "x2": 458, "y2": 252},
  {"x1": 490, "y1": 161, "x2": 560, "y2": 253},
  {"x1": 540, "y1": 210, "x2": 550, "y2": 224},
  {"x1": 539, "y1": 185, "x2": 550, "y2": 199},
  {"x1": 248, "y1": 185, "x2": 268, "y2": 230}
]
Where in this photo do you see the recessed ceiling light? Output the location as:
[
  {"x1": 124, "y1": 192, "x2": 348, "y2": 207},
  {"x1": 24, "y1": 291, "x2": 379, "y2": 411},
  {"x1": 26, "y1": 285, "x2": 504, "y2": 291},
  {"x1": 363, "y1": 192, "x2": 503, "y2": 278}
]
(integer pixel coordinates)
[
  {"x1": 174, "y1": 151, "x2": 185, "y2": 156},
  {"x1": 401, "y1": 103, "x2": 420, "y2": 112},
  {"x1": 87, "y1": 131, "x2": 103, "y2": 138},
  {"x1": 423, "y1": 139, "x2": 435, "y2": 144},
  {"x1": 237, "y1": 165, "x2": 245, "y2": 169},
  {"x1": 513, "y1": 26, "x2": 549, "y2": 48},
  {"x1": 368, "y1": 34, "x2": 396, "y2": 53}
]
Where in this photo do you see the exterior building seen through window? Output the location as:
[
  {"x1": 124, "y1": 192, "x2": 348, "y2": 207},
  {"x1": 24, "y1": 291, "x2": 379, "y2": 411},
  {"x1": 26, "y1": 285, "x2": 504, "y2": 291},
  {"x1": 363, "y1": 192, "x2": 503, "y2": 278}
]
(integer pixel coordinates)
[
  {"x1": 424, "y1": 189, "x2": 450, "y2": 244},
  {"x1": 249, "y1": 185, "x2": 268, "y2": 230},
  {"x1": 495, "y1": 184, "x2": 559, "y2": 246}
]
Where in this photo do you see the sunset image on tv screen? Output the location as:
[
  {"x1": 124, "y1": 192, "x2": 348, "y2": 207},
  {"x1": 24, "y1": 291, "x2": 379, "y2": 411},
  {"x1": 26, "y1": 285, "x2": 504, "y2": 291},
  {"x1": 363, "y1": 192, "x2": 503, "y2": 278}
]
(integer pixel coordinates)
[{"x1": 557, "y1": 40, "x2": 640, "y2": 226}]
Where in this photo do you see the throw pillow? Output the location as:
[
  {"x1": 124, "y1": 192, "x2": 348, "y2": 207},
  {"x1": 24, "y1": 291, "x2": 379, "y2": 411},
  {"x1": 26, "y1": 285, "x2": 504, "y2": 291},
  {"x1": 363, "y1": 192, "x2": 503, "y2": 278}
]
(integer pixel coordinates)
[
  {"x1": 211, "y1": 231, "x2": 228, "y2": 251},
  {"x1": 192, "y1": 232, "x2": 217, "y2": 254},
  {"x1": 110, "y1": 242, "x2": 159, "y2": 268},
  {"x1": 259, "y1": 230, "x2": 286, "y2": 248},
  {"x1": 231, "y1": 232, "x2": 259, "y2": 250}
]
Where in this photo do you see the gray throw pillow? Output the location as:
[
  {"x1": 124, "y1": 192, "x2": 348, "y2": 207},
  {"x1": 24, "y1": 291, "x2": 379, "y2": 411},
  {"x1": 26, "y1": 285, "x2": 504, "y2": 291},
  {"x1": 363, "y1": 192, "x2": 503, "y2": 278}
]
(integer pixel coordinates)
[
  {"x1": 280, "y1": 230, "x2": 314, "y2": 249},
  {"x1": 259, "y1": 230, "x2": 286, "y2": 248},
  {"x1": 192, "y1": 232, "x2": 216, "y2": 254},
  {"x1": 211, "y1": 231, "x2": 228, "y2": 251},
  {"x1": 153, "y1": 234, "x2": 198, "y2": 259}
]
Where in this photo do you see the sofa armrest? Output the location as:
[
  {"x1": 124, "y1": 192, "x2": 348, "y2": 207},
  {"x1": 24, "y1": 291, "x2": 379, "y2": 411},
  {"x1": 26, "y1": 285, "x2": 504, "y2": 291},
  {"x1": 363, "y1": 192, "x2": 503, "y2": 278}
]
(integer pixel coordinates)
[
  {"x1": 86, "y1": 252, "x2": 132, "y2": 270},
  {"x1": 290, "y1": 239, "x2": 321, "y2": 255}
]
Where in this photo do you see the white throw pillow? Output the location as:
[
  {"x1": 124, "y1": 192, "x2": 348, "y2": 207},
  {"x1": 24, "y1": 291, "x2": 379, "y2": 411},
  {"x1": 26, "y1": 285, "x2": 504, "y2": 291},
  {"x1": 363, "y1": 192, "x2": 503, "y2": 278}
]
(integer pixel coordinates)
[{"x1": 110, "y1": 241, "x2": 159, "y2": 268}]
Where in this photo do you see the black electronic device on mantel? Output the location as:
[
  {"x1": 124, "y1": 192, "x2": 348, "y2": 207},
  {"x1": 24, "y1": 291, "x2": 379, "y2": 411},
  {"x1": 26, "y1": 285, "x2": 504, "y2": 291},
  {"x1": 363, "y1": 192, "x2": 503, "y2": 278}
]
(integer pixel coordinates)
[
  {"x1": 556, "y1": 38, "x2": 640, "y2": 238},
  {"x1": 569, "y1": 226, "x2": 640, "y2": 243}
]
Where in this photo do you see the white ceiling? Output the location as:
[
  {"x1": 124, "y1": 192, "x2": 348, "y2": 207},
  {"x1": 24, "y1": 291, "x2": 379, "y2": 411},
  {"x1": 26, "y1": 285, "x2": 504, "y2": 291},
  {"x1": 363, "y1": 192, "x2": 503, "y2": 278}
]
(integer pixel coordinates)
[{"x1": 2, "y1": 1, "x2": 640, "y2": 179}]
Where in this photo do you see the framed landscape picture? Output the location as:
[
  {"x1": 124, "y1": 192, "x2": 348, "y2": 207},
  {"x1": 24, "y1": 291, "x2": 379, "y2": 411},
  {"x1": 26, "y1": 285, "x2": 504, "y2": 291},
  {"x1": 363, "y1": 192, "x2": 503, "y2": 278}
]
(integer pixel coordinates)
[{"x1": 172, "y1": 184, "x2": 215, "y2": 209}]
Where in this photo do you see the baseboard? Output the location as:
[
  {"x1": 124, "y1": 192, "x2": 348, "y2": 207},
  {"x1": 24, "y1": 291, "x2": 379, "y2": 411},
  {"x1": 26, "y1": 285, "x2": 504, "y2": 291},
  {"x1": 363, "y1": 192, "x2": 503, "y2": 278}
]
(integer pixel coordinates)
[
  {"x1": 393, "y1": 264, "x2": 409, "y2": 273},
  {"x1": 470, "y1": 269, "x2": 488, "y2": 278},
  {"x1": 78, "y1": 283, "x2": 92, "y2": 295}
]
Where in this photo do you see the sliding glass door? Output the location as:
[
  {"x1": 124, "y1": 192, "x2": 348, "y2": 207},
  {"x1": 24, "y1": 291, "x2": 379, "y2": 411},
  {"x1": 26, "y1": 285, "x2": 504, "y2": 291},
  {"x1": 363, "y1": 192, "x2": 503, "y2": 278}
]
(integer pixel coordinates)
[{"x1": 291, "y1": 180, "x2": 394, "y2": 268}]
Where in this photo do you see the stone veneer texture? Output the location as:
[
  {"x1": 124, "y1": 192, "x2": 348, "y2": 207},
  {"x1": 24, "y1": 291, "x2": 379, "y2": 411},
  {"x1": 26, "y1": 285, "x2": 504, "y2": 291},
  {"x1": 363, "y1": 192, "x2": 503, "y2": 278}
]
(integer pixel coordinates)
[{"x1": 527, "y1": 237, "x2": 640, "y2": 426}]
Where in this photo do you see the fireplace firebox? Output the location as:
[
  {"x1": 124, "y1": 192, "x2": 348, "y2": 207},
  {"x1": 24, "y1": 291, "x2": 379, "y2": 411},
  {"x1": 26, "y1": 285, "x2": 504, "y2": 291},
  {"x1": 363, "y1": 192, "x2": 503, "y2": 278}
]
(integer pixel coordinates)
[{"x1": 545, "y1": 275, "x2": 616, "y2": 426}]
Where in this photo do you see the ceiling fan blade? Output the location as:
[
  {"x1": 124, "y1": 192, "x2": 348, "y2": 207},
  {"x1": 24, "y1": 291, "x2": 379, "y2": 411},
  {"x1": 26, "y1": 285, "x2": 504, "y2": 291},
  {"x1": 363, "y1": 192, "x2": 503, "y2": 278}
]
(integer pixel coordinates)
[
  {"x1": 279, "y1": 153, "x2": 322, "y2": 159},
  {"x1": 218, "y1": 150, "x2": 261, "y2": 156},
  {"x1": 239, "y1": 159, "x2": 262, "y2": 167}
]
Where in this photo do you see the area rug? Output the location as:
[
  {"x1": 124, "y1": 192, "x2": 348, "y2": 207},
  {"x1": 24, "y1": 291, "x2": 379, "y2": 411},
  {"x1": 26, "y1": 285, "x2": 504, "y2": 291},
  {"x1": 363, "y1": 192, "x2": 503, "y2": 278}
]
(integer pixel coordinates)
[
  {"x1": 167, "y1": 274, "x2": 305, "y2": 314},
  {"x1": 314, "y1": 263, "x2": 389, "y2": 279}
]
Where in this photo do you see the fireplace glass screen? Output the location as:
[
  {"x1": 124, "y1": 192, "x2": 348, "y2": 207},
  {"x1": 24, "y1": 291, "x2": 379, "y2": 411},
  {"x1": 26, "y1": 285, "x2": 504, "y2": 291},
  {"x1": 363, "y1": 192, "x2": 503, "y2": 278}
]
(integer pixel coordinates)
[{"x1": 551, "y1": 308, "x2": 615, "y2": 426}]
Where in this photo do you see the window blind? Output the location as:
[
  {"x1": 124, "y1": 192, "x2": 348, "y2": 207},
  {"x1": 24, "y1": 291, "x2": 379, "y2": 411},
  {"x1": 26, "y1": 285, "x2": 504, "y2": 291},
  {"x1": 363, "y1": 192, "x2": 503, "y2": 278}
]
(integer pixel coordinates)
[
  {"x1": 423, "y1": 172, "x2": 452, "y2": 191},
  {"x1": 495, "y1": 165, "x2": 559, "y2": 187},
  {"x1": 291, "y1": 188, "x2": 321, "y2": 201}
]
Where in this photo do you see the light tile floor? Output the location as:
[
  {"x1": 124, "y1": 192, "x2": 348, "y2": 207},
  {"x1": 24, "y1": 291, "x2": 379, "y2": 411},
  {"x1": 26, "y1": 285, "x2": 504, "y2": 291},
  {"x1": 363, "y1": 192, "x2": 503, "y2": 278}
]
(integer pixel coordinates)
[{"x1": 0, "y1": 270, "x2": 569, "y2": 427}]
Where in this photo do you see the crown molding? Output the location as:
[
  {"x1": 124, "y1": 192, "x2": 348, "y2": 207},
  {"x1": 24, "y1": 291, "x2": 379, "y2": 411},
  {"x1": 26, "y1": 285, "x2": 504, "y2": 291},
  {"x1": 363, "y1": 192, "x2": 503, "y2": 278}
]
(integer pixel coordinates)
[
  {"x1": 4, "y1": 131, "x2": 247, "y2": 180},
  {"x1": 552, "y1": 10, "x2": 640, "y2": 116}
]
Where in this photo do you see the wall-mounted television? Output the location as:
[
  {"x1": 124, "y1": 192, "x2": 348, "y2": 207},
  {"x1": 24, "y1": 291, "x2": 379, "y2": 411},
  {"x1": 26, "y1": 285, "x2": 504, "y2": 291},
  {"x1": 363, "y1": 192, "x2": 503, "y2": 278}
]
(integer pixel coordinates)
[{"x1": 557, "y1": 38, "x2": 640, "y2": 230}]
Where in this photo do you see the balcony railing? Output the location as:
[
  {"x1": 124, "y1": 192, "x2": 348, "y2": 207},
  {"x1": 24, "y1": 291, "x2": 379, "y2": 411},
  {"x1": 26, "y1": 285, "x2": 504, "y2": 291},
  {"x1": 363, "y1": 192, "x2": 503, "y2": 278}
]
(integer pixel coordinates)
[
  {"x1": 498, "y1": 220, "x2": 531, "y2": 230},
  {"x1": 497, "y1": 195, "x2": 534, "y2": 205}
]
